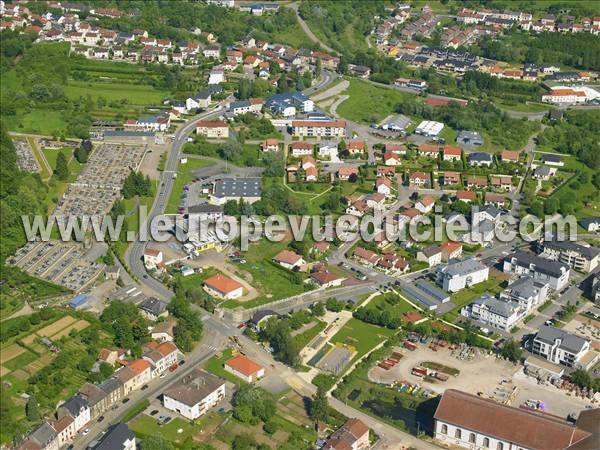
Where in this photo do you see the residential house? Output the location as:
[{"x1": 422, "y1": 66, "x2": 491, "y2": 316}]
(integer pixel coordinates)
[
  {"x1": 142, "y1": 341, "x2": 179, "y2": 377},
  {"x1": 260, "y1": 139, "x2": 279, "y2": 152},
  {"x1": 143, "y1": 248, "x2": 163, "y2": 270},
  {"x1": 532, "y1": 325, "x2": 592, "y2": 368},
  {"x1": 541, "y1": 154, "x2": 564, "y2": 167},
  {"x1": 469, "y1": 152, "x2": 493, "y2": 167},
  {"x1": 415, "y1": 196, "x2": 435, "y2": 214},
  {"x1": 383, "y1": 151, "x2": 401, "y2": 166},
  {"x1": 540, "y1": 240, "x2": 600, "y2": 273},
  {"x1": 290, "y1": 141, "x2": 313, "y2": 157},
  {"x1": 346, "y1": 200, "x2": 370, "y2": 217},
  {"x1": 273, "y1": 250, "x2": 306, "y2": 271},
  {"x1": 94, "y1": 424, "x2": 136, "y2": 450},
  {"x1": 377, "y1": 166, "x2": 395, "y2": 177},
  {"x1": 484, "y1": 192, "x2": 506, "y2": 208},
  {"x1": 418, "y1": 143, "x2": 439, "y2": 158},
  {"x1": 151, "y1": 319, "x2": 176, "y2": 343},
  {"x1": 163, "y1": 369, "x2": 225, "y2": 420},
  {"x1": 57, "y1": 395, "x2": 90, "y2": 432},
  {"x1": 501, "y1": 150, "x2": 520, "y2": 163},
  {"x1": 385, "y1": 142, "x2": 407, "y2": 155},
  {"x1": 443, "y1": 171, "x2": 460, "y2": 186},
  {"x1": 114, "y1": 359, "x2": 152, "y2": 395},
  {"x1": 347, "y1": 140, "x2": 365, "y2": 155},
  {"x1": 466, "y1": 176, "x2": 487, "y2": 189},
  {"x1": 196, "y1": 120, "x2": 229, "y2": 138},
  {"x1": 302, "y1": 155, "x2": 316, "y2": 170},
  {"x1": 323, "y1": 418, "x2": 370, "y2": 450},
  {"x1": 51, "y1": 416, "x2": 76, "y2": 448},
  {"x1": 338, "y1": 166, "x2": 359, "y2": 181},
  {"x1": 408, "y1": 171, "x2": 429, "y2": 187},
  {"x1": 17, "y1": 422, "x2": 59, "y2": 450},
  {"x1": 440, "y1": 241, "x2": 463, "y2": 261},
  {"x1": 579, "y1": 217, "x2": 600, "y2": 233},
  {"x1": 417, "y1": 245, "x2": 443, "y2": 267},
  {"x1": 138, "y1": 297, "x2": 168, "y2": 321},
  {"x1": 503, "y1": 251, "x2": 570, "y2": 290},
  {"x1": 490, "y1": 175, "x2": 512, "y2": 191},
  {"x1": 443, "y1": 145, "x2": 462, "y2": 161},
  {"x1": 455, "y1": 190, "x2": 476, "y2": 203},
  {"x1": 224, "y1": 355, "x2": 265, "y2": 382},
  {"x1": 376, "y1": 177, "x2": 392, "y2": 196},
  {"x1": 310, "y1": 270, "x2": 346, "y2": 288},
  {"x1": 436, "y1": 258, "x2": 489, "y2": 292},
  {"x1": 318, "y1": 141, "x2": 338, "y2": 159},
  {"x1": 353, "y1": 247, "x2": 381, "y2": 266},
  {"x1": 203, "y1": 274, "x2": 244, "y2": 299}
]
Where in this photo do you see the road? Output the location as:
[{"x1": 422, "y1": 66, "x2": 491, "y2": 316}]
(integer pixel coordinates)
[{"x1": 288, "y1": 1, "x2": 337, "y2": 54}]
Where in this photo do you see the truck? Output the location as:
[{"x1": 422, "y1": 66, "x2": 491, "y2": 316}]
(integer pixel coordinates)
[
  {"x1": 404, "y1": 341, "x2": 417, "y2": 351},
  {"x1": 412, "y1": 366, "x2": 428, "y2": 377}
]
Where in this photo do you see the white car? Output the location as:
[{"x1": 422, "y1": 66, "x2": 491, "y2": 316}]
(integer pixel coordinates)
[{"x1": 82, "y1": 429, "x2": 90, "y2": 436}]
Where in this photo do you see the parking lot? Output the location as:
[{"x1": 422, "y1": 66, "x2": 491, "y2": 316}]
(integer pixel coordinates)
[
  {"x1": 8, "y1": 241, "x2": 104, "y2": 291},
  {"x1": 367, "y1": 343, "x2": 594, "y2": 417},
  {"x1": 14, "y1": 139, "x2": 41, "y2": 173}
]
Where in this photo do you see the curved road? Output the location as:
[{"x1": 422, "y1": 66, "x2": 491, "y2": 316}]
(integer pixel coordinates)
[{"x1": 288, "y1": 1, "x2": 337, "y2": 54}]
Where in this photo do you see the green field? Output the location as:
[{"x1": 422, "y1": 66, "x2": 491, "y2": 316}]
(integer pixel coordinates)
[
  {"x1": 64, "y1": 80, "x2": 169, "y2": 105},
  {"x1": 165, "y1": 158, "x2": 215, "y2": 214},
  {"x1": 336, "y1": 79, "x2": 413, "y2": 124},
  {"x1": 293, "y1": 319, "x2": 327, "y2": 350},
  {"x1": 130, "y1": 415, "x2": 197, "y2": 444},
  {"x1": 330, "y1": 318, "x2": 395, "y2": 363},
  {"x1": 3, "y1": 109, "x2": 69, "y2": 137},
  {"x1": 445, "y1": 279, "x2": 505, "y2": 322}
]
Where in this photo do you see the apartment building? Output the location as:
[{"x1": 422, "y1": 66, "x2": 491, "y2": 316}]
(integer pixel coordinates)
[
  {"x1": 436, "y1": 258, "x2": 489, "y2": 293},
  {"x1": 163, "y1": 369, "x2": 225, "y2": 420},
  {"x1": 503, "y1": 251, "x2": 570, "y2": 291},
  {"x1": 532, "y1": 325, "x2": 592, "y2": 368},
  {"x1": 540, "y1": 239, "x2": 599, "y2": 273}
]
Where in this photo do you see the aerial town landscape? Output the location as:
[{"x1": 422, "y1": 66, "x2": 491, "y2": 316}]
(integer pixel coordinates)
[{"x1": 1, "y1": 0, "x2": 600, "y2": 449}]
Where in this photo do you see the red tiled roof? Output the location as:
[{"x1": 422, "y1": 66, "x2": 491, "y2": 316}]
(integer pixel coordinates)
[
  {"x1": 197, "y1": 120, "x2": 228, "y2": 128},
  {"x1": 273, "y1": 250, "x2": 303, "y2": 265},
  {"x1": 225, "y1": 354, "x2": 263, "y2": 377},
  {"x1": 456, "y1": 190, "x2": 476, "y2": 200},
  {"x1": 204, "y1": 274, "x2": 243, "y2": 294}
]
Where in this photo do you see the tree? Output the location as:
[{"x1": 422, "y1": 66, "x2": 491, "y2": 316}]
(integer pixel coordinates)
[
  {"x1": 544, "y1": 198, "x2": 558, "y2": 215},
  {"x1": 218, "y1": 139, "x2": 241, "y2": 161},
  {"x1": 326, "y1": 298, "x2": 345, "y2": 312},
  {"x1": 529, "y1": 201, "x2": 544, "y2": 218},
  {"x1": 54, "y1": 151, "x2": 69, "y2": 180},
  {"x1": 315, "y1": 57, "x2": 322, "y2": 77},
  {"x1": 311, "y1": 302, "x2": 326, "y2": 317},
  {"x1": 99, "y1": 362, "x2": 114, "y2": 378},
  {"x1": 308, "y1": 386, "x2": 329, "y2": 423},
  {"x1": 500, "y1": 339, "x2": 522, "y2": 363},
  {"x1": 26, "y1": 395, "x2": 40, "y2": 422}
]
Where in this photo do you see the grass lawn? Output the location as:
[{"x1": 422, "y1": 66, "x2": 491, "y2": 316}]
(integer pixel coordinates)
[
  {"x1": 203, "y1": 348, "x2": 247, "y2": 386},
  {"x1": 330, "y1": 318, "x2": 395, "y2": 363},
  {"x1": 64, "y1": 80, "x2": 169, "y2": 105},
  {"x1": 165, "y1": 158, "x2": 214, "y2": 214},
  {"x1": 445, "y1": 279, "x2": 505, "y2": 322},
  {"x1": 130, "y1": 415, "x2": 196, "y2": 444},
  {"x1": 364, "y1": 294, "x2": 416, "y2": 316},
  {"x1": 293, "y1": 319, "x2": 327, "y2": 350},
  {"x1": 222, "y1": 239, "x2": 309, "y2": 309},
  {"x1": 174, "y1": 268, "x2": 219, "y2": 292},
  {"x1": 4, "y1": 109, "x2": 68, "y2": 136},
  {"x1": 336, "y1": 79, "x2": 413, "y2": 124},
  {"x1": 497, "y1": 101, "x2": 551, "y2": 113}
]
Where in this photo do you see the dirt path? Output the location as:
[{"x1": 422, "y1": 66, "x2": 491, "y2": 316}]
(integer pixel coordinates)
[{"x1": 311, "y1": 79, "x2": 349, "y2": 102}]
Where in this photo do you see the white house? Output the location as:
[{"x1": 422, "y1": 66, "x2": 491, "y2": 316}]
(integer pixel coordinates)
[
  {"x1": 503, "y1": 251, "x2": 570, "y2": 291},
  {"x1": 461, "y1": 294, "x2": 520, "y2": 331},
  {"x1": 203, "y1": 274, "x2": 243, "y2": 299},
  {"x1": 290, "y1": 141, "x2": 313, "y2": 157},
  {"x1": 143, "y1": 248, "x2": 163, "y2": 270},
  {"x1": 142, "y1": 341, "x2": 179, "y2": 377},
  {"x1": 318, "y1": 141, "x2": 338, "y2": 158},
  {"x1": 163, "y1": 369, "x2": 225, "y2": 420},
  {"x1": 499, "y1": 276, "x2": 548, "y2": 313},
  {"x1": 436, "y1": 258, "x2": 489, "y2": 293},
  {"x1": 532, "y1": 325, "x2": 591, "y2": 368},
  {"x1": 272, "y1": 250, "x2": 306, "y2": 271},
  {"x1": 196, "y1": 120, "x2": 229, "y2": 138},
  {"x1": 417, "y1": 245, "x2": 443, "y2": 267},
  {"x1": 57, "y1": 395, "x2": 90, "y2": 433},
  {"x1": 415, "y1": 196, "x2": 434, "y2": 214},
  {"x1": 224, "y1": 355, "x2": 265, "y2": 382},
  {"x1": 376, "y1": 177, "x2": 392, "y2": 196}
]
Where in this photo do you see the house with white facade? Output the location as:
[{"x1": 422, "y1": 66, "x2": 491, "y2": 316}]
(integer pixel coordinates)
[
  {"x1": 163, "y1": 369, "x2": 225, "y2": 420},
  {"x1": 532, "y1": 325, "x2": 592, "y2": 368},
  {"x1": 436, "y1": 258, "x2": 489, "y2": 293},
  {"x1": 57, "y1": 395, "x2": 90, "y2": 433},
  {"x1": 433, "y1": 389, "x2": 593, "y2": 450},
  {"x1": 540, "y1": 239, "x2": 600, "y2": 273},
  {"x1": 503, "y1": 251, "x2": 570, "y2": 290},
  {"x1": 142, "y1": 341, "x2": 179, "y2": 377},
  {"x1": 461, "y1": 294, "x2": 520, "y2": 332}
]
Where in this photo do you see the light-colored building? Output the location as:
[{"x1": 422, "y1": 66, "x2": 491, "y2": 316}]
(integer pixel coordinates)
[
  {"x1": 461, "y1": 294, "x2": 520, "y2": 331},
  {"x1": 532, "y1": 325, "x2": 592, "y2": 368},
  {"x1": 503, "y1": 251, "x2": 570, "y2": 291},
  {"x1": 142, "y1": 341, "x2": 179, "y2": 377},
  {"x1": 272, "y1": 250, "x2": 306, "y2": 271},
  {"x1": 210, "y1": 178, "x2": 261, "y2": 205},
  {"x1": 114, "y1": 359, "x2": 152, "y2": 395},
  {"x1": 196, "y1": 120, "x2": 229, "y2": 138},
  {"x1": 224, "y1": 354, "x2": 265, "y2": 382},
  {"x1": 433, "y1": 389, "x2": 593, "y2": 450},
  {"x1": 323, "y1": 418, "x2": 370, "y2": 450},
  {"x1": 291, "y1": 120, "x2": 346, "y2": 138},
  {"x1": 499, "y1": 276, "x2": 548, "y2": 313},
  {"x1": 143, "y1": 248, "x2": 163, "y2": 270},
  {"x1": 540, "y1": 240, "x2": 599, "y2": 273},
  {"x1": 436, "y1": 258, "x2": 489, "y2": 293},
  {"x1": 57, "y1": 395, "x2": 90, "y2": 433},
  {"x1": 414, "y1": 120, "x2": 444, "y2": 138},
  {"x1": 417, "y1": 245, "x2": 442, "y2": 267},
  {"x1": 203, "y1": 274, "x2": 244, "y2": 299},
  {"x1": 163, "y1": 369, "x2": 225, "y2": 420}
]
